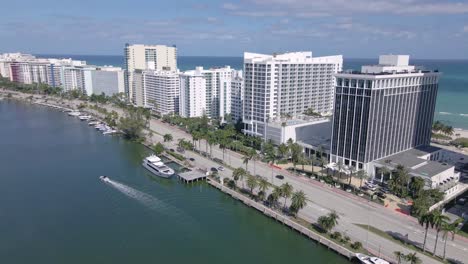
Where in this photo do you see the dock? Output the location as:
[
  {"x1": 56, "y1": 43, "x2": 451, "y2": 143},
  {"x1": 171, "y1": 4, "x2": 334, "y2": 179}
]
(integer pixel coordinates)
[
  {"x1": 34, "y1": 101, "x2": 73, "y2": 112},
  {"x1": 178, "y1": 170, "x2": 207, "y2": 183},
  {"x1": 207, "y1": 178, "x2": 355, "y2": 261}
]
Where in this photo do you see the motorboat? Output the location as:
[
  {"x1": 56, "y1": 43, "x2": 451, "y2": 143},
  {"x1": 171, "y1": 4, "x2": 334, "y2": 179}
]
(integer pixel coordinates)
[
  {"x1": 356, "y1": 253, "x2": 390, "y2": 264},
  {"x1": 78, "y1": 115, "x2": 92, "y2": 121},
  {"x1": 68, "y1": 111, "x2": 81, "y2": 116},
  {"x1": 103, "y1": 129, "x2": 118, "y2": 135},
  {"x1": 99, "y1": 176, "x2": 110, "y2": 183},
  {"x1": 142, "y1": 155, "x2": 175, "y2": 178},
  {"x1": 88, "y1": 121, "x2": 100, "y2": 126}
]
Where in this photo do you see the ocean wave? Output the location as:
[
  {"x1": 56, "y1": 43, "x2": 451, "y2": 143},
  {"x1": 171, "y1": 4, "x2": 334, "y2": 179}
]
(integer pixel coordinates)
[
  {"x1": 460, "y1": 114, "x2": 468, "y2": 117},
  {"x1": 439, "y1": 112, "x2": 453, "y2": 115}
]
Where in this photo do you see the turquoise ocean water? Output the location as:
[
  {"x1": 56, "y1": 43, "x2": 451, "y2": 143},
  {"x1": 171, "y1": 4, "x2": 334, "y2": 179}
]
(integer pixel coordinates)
[{"x1": 40, "y1": 54, "x2": 468, "y2": 129}]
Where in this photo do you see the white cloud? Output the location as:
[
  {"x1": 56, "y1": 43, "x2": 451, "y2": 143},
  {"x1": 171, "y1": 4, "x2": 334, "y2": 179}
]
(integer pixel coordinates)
[{"x1": 225, "y1": 0, "x2": 468, "y2": 16}]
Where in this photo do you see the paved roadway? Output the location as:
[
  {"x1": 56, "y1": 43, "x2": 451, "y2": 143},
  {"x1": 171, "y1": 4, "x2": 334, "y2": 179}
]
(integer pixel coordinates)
[{"x1": 30, "y1": 96, "x2": 467, "y2": 264}]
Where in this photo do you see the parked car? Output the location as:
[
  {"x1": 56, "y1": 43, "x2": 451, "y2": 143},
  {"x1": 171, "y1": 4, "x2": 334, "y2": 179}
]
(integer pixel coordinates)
[
  {"x1": 176, "y1": 147, "x2": 185, "y2": 153},
  {"x1": 376, "y1": 192, "x2": 387, "y2": 199},
  {"x1": 218, "y1": 166, "x2": 225, "y2": 171},
  {"x1": 275, "y1": 175, "x2": 284, "y2": 180},
  {"x1": 189, "y1": 158, "x2": 195, "y2": 161},
  {"x1": 210, "y1": 167, "x2": 218, "y2": 172}
]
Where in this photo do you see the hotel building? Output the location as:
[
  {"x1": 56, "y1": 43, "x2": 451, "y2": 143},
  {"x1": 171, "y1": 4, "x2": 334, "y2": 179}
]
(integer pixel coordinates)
[
  {"x1": 242, "y1": 52, "x2": 342, "y2": 139},
  {"x1": 142, "y1": 70, "x2": 180, "y2": 116},
  {"x1": 124, "y1": 44, "x2": 177, "y2": 101}
]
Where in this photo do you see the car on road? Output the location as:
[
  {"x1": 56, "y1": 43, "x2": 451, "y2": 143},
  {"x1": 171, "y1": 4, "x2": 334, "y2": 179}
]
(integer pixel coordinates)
[
  {"x1": 210, "y1": 167, "x2": 218, "y2": 172},
  {"x1": 169, "y1": 148, "x2": 175, "y2": 152},
  {"x1": 218, "y1": 166, "x2": 225, "y2": 171},
  {"x1": 275, "y1": 175, "x2": 284, "y2": 180},
  {"x1": 189, "y1": 158, "x2": 195, "y2": 161},
  {"x1": 176, "y1": 147, "x2": 185, "y2": 153}
]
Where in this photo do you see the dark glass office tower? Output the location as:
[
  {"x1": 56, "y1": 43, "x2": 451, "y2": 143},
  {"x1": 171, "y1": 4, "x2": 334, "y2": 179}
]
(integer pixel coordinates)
[{"x1": 330, "y1": 55, "x2": 440, "y2": 170}]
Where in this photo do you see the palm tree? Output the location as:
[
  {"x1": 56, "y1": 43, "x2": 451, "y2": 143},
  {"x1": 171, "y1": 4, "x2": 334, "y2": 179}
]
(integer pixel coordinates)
[
  {"x1": 280, "y1": 183, "x2": 293, "y2": 209},
  {"x1": 232, "y1": 167, "x2": 247, "y2": 189},
  {"x1": 267, "y1": 187, "x2": 281, "y2": 208},
  {"x1": 418, "y1": 212, "x2": 433, "y2": 252},
  {"x1": 257, "y1": 177, "x2": 270, "y2": 201},
  {"x1": 289, "y1": 190, "x2": 307, "y2": 216},
  {"x1": 404, "y1": 252, "x2": 421, "y2": 264},
  {"x1": 357, "y1": 170, "x2": 367, "y2": 188},
  {"x1": 242, "y1": 154, "x2": 251, "y2": 171},
  {"x1": 163, "y1": 133, "x2": 173, "y2": 142},
  {"x1": 431, "y1": 209, "x2": 450, "y2": 255},
  {"x1": 394, "y1": 251, "x2": 404, "y2": 264},
  {"x1": 441, "y1": 218, "x2": 463, "y2": 259},
  {"x1": 348, "y1": 166, "x2": 356, "y2": 186},
  {"x1": 246, "y1": 175, "x2": 258, "y2": 196},
  {"x1": 327, "y1": 211, "x2": 339, "y2": 230},
  {"x1": 278, "y1": 143, "x2": 289, "y2": 159},
  {"x1": 250, "y1": 149, "x2": 259, "y2": 176},
  {"x1": 265, "y1": 150, "x2": 276, "y2": 183},
  {"x1": 207, "y1": 133, "x2": 217, "y2": 157}
]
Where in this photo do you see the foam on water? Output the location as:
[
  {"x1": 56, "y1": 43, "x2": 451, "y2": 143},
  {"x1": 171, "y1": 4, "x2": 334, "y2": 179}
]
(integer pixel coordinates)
[{"x1": 105, "y1": 178, "x2": 191, "y2": 221}]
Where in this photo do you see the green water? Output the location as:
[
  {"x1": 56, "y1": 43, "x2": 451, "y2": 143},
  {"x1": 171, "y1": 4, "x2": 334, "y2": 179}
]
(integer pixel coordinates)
[{"x1": 0, "y1": 100, "x2": 350, "y2": 264}]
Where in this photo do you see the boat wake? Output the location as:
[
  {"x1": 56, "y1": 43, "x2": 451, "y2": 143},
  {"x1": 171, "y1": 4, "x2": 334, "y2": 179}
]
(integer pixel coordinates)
[{"x1": 105, "y1": 179, "x2": 191, "y2": 221}]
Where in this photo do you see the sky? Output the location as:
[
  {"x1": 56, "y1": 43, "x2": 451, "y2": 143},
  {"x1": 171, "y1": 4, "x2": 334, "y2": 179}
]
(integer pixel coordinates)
[{"x1": 1, "y1": 0, "x2": 468, "y2": 59}]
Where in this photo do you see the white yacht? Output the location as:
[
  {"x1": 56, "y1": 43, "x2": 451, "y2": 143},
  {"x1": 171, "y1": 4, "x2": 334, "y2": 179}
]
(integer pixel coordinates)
[
  {"x1": 142, "y1": 155, "x2": 175, "y2": 178},
  {"x1": 79, "y1": 115, "x2": 92, "y2": 121},
  {"x1": 99, "y1": 175, "x2": 110, "y2": 183},
  {"x1": 103, "y1": 129, "x2": 118, "y2": 135},
  {"x1": 68, "y1": 111, "x2": 81, "y2": 116},
  {"x1": 356, "y1": 253, "x2": 390, "y2": 264},
  {"x1": 88, "y1": 121, "x2": 100, "y2": 126}
]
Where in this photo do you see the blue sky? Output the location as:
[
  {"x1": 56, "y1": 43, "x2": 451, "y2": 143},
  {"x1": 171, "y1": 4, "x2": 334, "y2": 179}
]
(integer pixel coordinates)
[{"x1": 1, "y1": 0, "x2": 468, "y2": 59}]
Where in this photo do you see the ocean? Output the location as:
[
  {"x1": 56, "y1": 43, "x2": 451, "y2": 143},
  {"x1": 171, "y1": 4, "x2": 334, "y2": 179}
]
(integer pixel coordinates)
[{"x1": 39, "y1": 54, "x2": 468, "y2": 129}]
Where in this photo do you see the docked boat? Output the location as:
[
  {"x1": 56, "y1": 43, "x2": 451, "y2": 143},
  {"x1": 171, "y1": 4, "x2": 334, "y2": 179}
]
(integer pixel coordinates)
[
  {"x1": 68, "y1": 111, "x2": 81, "y2": 116},
  {"x1": 99, "y1": 175, "x2": 110, "y2": 183},
  {"x1": 356, "y1": 253, "x2": 390, "y2": 264},
  {"x1": 88, "y1": 121, "x2": 100, "y2": 126},
  {"x1": 142, "y1": 155, "x2": 175, "y2": 178},
  {"x1": 103, "y1": 129, "x2": 118, "y2": 135},
  {"x1": 78, "y1": 115, "x2": 92, "y2": 121}
]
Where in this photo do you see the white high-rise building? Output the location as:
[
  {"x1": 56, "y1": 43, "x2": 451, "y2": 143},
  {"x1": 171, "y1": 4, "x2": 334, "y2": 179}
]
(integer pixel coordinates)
[
  {"x1": 242, "y1": 51, "x2": 342, "y2": 138},
  {"x1": 231, "y1": 70, "x2": 243, "y2": 122},
  {"x1": 124, "y1": 44, "x2": 177, "y2": 101},
  {"x1": 142, "y1": 70, "x2": 180, "y2": 115},
  {"x1": 179, "y1": 68, "x2": 207, "y2": 118}
]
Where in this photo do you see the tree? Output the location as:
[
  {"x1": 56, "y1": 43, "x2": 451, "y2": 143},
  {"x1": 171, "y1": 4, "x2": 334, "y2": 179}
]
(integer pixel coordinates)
[
  {"x1": 289, "y1": 190, "x2": 307, "y2": 216},
  {"x1": 418, "y1": 212, "x2": 433, "y2": 252},
  {"x1": 207, "y1": 132, "x2": 217, "y2": 157},
  {"x1": 290, "y1": 143, "x2": 303, "y2": 172},
  {"x1": 278, "y1": 143, "x2": 289, "y2": 159},
  {"x1": 441, "y1": 218, "x2": 462, "y2": 260},
  {"x1": 317, "y1": 211, "x2": 340, "y2": 233},
  {"x1": 430, "y1": 209, "x2": 450, "y2": 255},
  {"x1": 280, "y1": 183, "x2": 293, "y2": 209},
  {"x1": 327, "y1": 211, "x2": 339, "y2": 230},
  {"x1": 267, "y1": 187, "x2": 281, "y2": 208},
  {"x1": 117, "y1": 107, "x2": 149, "y2": 142},
  {"x1": 394, "y1": 251, "x2": 404, "y2": 264},
  {"x1": 409, "y1": 177, "x2": 425, "y2": 198},
  {"x1": 404, "y1": 252, "x2": 421, "y2": 264},
  {"x1": 249, "y1": 149, "x2": 259, "y2": 176},
  {"x1": 163, "y1": 133, "x2": 173, "y2": 142},
  {"x1": 357, "y1": 170, "x2": 367, "y2": 188},
  {"x1": 265, "y1": 147, "x2": 277, "y2": 183},
  {"x1": 153, "y1": 142, "x2": 165, "y2": 155},
  {"x1": 348, "y1": 166, "x2": 356, "y2": 186},
  {"x1": 246, "y1": 175, "x2": 258, "y2": 195},
  {"x1": 242, "y1": 153, "x2": 252, "y2": 171},
  {"x1": 257, "y1": 177, "x2": 269, "y2": 193},
  {"x1": 232, "y1": 167, "x2": 247, "y2": 189},
  {"x1": 320, "y1": 156, "x2": 328, "y2": 179}
]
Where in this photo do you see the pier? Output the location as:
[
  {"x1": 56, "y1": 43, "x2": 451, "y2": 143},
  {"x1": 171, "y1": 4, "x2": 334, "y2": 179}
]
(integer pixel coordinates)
[
  {"x1": 207, "y1": 178, "x2": 355, "y2": 261},
  {"x1": 178, "y1": 170, "x2": 207, "y2": 183}
]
